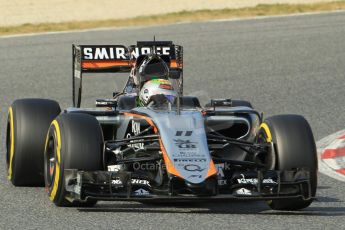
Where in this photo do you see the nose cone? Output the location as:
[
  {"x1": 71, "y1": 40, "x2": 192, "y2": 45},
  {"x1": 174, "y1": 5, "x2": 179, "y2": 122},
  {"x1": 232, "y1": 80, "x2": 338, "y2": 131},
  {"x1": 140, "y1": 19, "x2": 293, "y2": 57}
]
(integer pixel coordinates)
[{"x1": 184, "y1": 176, "x2": 218, "y2": 195}]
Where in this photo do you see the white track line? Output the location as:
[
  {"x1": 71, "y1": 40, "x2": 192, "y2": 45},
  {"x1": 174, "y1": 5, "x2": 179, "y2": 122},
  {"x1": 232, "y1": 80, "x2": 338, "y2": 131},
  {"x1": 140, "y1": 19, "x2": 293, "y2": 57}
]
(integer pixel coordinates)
[{"x1": 1, "y1": 10, "x2": 345, "y2": 39}]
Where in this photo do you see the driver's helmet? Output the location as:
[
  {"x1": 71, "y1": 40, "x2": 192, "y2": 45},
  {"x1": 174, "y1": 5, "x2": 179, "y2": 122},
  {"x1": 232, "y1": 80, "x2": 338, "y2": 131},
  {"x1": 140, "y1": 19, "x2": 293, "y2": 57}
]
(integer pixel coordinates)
[{"x1": 139, "y1": 79, "x2": 177, "y2": 106}]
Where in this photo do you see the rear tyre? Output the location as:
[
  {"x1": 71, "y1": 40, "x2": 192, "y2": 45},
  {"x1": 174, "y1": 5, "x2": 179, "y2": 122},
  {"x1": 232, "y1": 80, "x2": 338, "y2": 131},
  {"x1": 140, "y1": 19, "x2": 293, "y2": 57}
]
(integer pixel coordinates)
[
  {"x1": 231, "y1": 99, "x2": 253, "y2": 108},
  {"x1": 180, "y1": 96, "x2": 201, "y2": 108},
  {"x1": 44, "y1": 113, "x2": 103, "y2": 207},
  {"x1": 258, "y1": 115, "x2": 317, "y2": 210},
  {"x1": 117, "y1": 95, "x2": 137, "y2": 110},
  {"x1": 6, "y1": 99, "x2": 61, "y2": 186},
  {"x1": 205, "y1": 99, "x2": 253, "y2": 108}
]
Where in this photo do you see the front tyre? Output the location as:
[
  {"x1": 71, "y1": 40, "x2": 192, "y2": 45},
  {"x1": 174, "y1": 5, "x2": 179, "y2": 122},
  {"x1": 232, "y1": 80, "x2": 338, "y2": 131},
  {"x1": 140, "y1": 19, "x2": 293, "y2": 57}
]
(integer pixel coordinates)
[
  {"x1": 44, "y1": 113, "x2": 103, "y2": 207},
  {"x1": 258, "y1": 114, "x2": 317, "y2": 210}
]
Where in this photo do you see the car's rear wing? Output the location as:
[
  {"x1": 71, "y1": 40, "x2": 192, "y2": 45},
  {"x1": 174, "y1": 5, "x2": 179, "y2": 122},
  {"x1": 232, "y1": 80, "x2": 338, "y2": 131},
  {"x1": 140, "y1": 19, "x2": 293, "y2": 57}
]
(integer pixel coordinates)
[{"x1": 72, "y1": 41, "x2": 183, "y2": 107}]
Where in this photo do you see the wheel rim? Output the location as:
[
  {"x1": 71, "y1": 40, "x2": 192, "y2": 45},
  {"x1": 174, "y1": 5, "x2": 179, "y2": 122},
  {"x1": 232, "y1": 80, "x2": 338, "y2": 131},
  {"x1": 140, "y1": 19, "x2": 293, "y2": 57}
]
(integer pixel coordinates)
[
  {"x1": 45, "y1": 134, "x2": 56, "y2": 187},
  {"x1": 255, "y1": 128, "x2": 275, "y2": 170}
]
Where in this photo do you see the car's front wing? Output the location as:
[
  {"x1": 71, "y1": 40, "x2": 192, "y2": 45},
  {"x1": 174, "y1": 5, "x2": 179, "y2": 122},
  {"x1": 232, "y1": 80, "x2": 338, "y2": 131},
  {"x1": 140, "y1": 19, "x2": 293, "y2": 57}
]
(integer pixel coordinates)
[{"x1": 64, "y1": 169, "x2": 313, "y2": 203}]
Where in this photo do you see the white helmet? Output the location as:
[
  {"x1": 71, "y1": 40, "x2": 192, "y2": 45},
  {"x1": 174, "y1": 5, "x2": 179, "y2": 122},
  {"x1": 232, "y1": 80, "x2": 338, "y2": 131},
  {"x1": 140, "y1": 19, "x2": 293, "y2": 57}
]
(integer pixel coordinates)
[{"x1": 139, "y1": 79, "x2": 177, "y2": 106}]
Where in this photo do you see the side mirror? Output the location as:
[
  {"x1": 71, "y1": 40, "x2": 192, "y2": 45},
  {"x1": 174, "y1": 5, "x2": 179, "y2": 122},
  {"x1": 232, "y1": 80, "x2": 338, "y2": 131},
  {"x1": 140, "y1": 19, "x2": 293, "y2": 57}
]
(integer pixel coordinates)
[{"x1": 169, "y1": 70, "x2": 181, "y2": 79}]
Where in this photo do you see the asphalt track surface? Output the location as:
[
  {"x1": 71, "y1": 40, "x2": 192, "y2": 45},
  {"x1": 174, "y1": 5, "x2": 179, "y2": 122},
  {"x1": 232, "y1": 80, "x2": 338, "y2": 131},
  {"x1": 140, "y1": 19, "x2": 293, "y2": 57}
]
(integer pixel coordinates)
[{"x1": 1, "y1": 12, "x2": 345, "y2": 230}]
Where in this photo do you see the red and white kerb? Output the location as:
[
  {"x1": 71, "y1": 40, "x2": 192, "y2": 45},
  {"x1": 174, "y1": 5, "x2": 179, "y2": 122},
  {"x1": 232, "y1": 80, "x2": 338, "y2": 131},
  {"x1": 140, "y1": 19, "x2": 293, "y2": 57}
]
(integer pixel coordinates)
[{"x1": 321, "y1": 134, "x2": 345, "y2": 175}]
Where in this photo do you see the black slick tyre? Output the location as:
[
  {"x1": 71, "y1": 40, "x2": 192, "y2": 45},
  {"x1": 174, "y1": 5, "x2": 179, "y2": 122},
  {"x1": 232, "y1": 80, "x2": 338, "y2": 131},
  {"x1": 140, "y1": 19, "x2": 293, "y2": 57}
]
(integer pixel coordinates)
[
  {"x1": 231, "y1": 99, "x2": 253, "y2": 108},
  {"x1": 258, "y1": 114, "x2": 317, "y2": 210},
  {"x1": 205, "y1": 99, "x2": 253, "y2": 108},
  {"x1": 6, "y1": 99, "x2": 61, "y2": 186},
  {"x1": 44, "y1": 113, "x2": 103, "y2": 207}
]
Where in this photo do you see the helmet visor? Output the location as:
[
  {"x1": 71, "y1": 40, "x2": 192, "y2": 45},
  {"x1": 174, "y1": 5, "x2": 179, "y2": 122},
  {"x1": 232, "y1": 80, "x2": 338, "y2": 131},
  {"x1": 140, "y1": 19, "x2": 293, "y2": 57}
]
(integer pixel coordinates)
[{"x1": 165, "y1": 95, "x2": 176, "y2": 104}]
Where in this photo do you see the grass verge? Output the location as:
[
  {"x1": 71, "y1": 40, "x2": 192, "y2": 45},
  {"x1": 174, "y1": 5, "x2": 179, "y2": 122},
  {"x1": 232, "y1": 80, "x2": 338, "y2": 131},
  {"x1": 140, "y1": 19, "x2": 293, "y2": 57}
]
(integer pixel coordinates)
[{"x1": 1, "y1": 1, "x2": 345, "y2": 36}]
